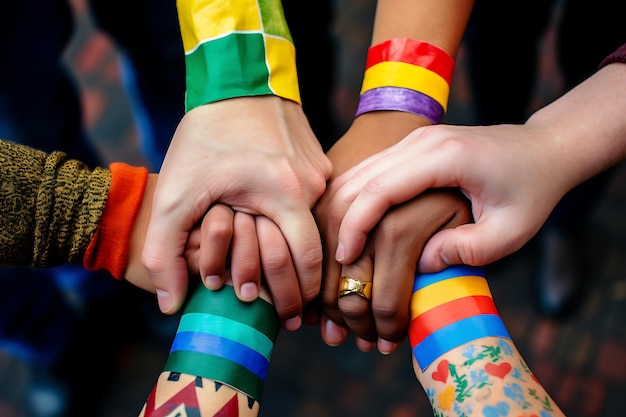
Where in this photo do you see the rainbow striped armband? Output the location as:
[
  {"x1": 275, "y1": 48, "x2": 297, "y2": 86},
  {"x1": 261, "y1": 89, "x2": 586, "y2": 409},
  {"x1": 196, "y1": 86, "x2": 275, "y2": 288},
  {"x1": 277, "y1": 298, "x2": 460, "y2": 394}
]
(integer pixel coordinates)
[
  {"x1": 356, "y1": 38, "x2": 455, "y2": 124},
  {"x1": 409, "y1": 265, "x2": 511, "y2": 371}
]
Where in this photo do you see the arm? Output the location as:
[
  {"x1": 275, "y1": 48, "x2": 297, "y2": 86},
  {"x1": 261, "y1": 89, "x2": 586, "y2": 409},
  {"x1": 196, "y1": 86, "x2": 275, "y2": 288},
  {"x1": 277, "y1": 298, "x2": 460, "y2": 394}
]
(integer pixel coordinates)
[
  {"x1": 0, "y1": 138, "x2": 167, "y2": 293},
  {"x1": 143, "y1": 0, "x2": 332, "y2": 327},
  {"x1": 314, "y1": 0, "x2": 474, "y2": 350},
  {"x1": 138, "y1": 278, "x2": 279, "y2": 417},
  {"x1": 0, "y1": 138, "x2": 147, "y2": 274},
  {"x1": 335, "y1": 53, "x2": 626, "y2": 273},
  {"x1": 410, "y1": 265, "x2": 565, "y2": 416}
]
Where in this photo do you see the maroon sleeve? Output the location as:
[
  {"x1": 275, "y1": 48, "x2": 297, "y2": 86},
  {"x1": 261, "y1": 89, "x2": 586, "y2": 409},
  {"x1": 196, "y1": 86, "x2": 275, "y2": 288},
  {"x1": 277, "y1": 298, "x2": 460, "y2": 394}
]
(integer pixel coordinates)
[{"x1": 599, "y1": 43, "x2": 626, "y2": 68}]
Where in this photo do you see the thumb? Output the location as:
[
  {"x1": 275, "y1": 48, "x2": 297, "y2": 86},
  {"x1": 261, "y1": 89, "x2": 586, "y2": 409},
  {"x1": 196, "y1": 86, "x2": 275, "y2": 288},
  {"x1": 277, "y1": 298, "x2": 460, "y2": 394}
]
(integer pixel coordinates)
[
  {"x1": 417, "y1": 222, "x2": 519, "y2": 273},
  {"x1": 142, "y1": 236, "x2": 190, "y2": 315}
]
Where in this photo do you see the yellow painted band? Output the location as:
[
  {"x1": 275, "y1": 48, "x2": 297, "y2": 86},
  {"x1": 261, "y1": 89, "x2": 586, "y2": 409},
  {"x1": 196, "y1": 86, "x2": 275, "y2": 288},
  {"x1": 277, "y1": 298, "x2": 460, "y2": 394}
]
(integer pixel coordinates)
[
  {"x1": 410, "y1": 276, "x2": 492, "y2": 318},
  {"x1": 360, "y1": 61, "x2": 450, "y2": 111},
  {"x1": 265, "y1": 36, "x2": 301, "y2": 104},
  {"x1": 177, "y1": 0, "x2": 263, "y2": 53}
]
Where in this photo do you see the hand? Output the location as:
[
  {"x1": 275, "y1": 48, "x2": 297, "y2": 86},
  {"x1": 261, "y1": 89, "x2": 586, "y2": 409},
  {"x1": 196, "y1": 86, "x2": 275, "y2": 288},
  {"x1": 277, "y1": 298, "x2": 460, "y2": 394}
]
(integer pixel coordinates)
[
  {"x1": 142, "y1": 96, "x2": 332, "y2": 319},
  {"x1": 186, "y1": 205, "x2": 305, "y2": 330},
  {"x1": 314, "y1": 111, "x2": 439, "y2": 349},
  {"x1": 125, "y1": 173, "x2": 157, "y2": 293},
  {"x1": 335, "y1": 123, "x2": 569, "y2": 273},
  {"x1": 125, "y1": 173, "x2": 207, "y2": 294},
  {"x1": 329, "y1": 190, "x2": 471, "y2": 353}
]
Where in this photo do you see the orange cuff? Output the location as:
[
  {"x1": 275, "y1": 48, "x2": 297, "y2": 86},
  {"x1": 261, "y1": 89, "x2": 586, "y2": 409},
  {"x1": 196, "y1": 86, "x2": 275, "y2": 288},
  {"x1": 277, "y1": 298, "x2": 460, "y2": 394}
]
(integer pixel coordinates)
[{"x1": 84, "y1": 162, "x2": 149, "y2": 280}]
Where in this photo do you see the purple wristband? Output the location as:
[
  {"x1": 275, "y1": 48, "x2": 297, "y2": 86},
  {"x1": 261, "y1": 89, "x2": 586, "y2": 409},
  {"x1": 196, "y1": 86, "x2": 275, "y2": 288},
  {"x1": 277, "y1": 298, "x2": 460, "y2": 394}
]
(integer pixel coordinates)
[{"x1": 355, "y1": 86, "x2": 444, "y2": 124}]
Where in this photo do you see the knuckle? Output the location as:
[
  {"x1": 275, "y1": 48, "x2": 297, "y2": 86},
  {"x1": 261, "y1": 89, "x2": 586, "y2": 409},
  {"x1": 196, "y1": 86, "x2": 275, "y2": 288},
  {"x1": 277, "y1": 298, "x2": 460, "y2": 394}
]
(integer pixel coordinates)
[
  {"x1": 300, "y1": 285, "x2": 320, "y2": 304},
  {"x1": 274, "y1": 299, "x2": 301, "y2": 320},
  {"x1": 338, "y1": 298, "x2": 369, "y2": 319},
  {"x1": 233, "y1": 258, "x2": 259, "y2": 280},
  {"x1": 141, "y1": 252, "x2": 166, "y2": 275},
  {"x1": 261, "y1": 251, "x2": 292, "y2": 273},
  {"x1": 371, "y1": 302, "x2": 402, "y2": 323},
  {"x1": 377, "y1": 216, "x2": 405, "y2": 241},
  {"x1": 205, "y1": 221, "x2": 233, "y2": 242},
  {"x1": 297, "y1": 246, "x2": 324, "y2": 273}
]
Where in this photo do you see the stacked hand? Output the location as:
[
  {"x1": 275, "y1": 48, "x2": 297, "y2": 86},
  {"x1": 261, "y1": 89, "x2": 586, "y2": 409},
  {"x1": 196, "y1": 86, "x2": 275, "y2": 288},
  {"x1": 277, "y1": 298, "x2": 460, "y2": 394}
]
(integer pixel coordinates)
[{"x1": 141, "y1": 96, "x2": 332, "y2": 331}]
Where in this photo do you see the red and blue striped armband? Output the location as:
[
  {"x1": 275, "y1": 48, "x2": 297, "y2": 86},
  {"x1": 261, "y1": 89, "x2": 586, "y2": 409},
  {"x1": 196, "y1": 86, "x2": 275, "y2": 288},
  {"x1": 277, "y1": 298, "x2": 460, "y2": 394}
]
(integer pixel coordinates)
[
  {"x1": 409, "y1": 265, "x2": 511, "y2": 372},
  {"x1": 356, "y1": 38, "x2": 455, "y2": 124},
  {"x1": 163, "y1": 284, "x2": 280, "y2": 402},
  {"x1": 177, "y1": 0, "x2": 301, "y2": 112}
]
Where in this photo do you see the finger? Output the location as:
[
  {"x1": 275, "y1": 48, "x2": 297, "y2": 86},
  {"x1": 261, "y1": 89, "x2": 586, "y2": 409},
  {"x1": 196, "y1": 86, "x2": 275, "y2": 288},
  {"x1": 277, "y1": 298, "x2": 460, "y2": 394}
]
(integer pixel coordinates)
[
  {"x1": 338, "y1": 252, "x2": 376, "y2": 351},
  {"x1": 368, "y1": 227, "x2": 417, "y2": 352},
  {"x1": 143, "y1": 223, "x2": 192, "y2": 315},
  {"x1": 320, "y1": 313, "x2": 351, "y2": 347},
  {"x1": 318, "y1": 204, "x2": 350, "y2": 346},
  {"x1": 199, "y1": 204, "x2": 234, "y2": 290},
  {"x1": 256, "y1": 216, "x2": 302, "y2": 331},
  {"x1": 337, "y1": 154, "x2": 463, "y2": 264},
  {"x1": 230, "y1": 211, "x2": 261, "y2": 302},
  {"x1": 270, "y1": 208, "x2": 323, "y2": 304},
  {"x1": 143, "y1": 180, "x2": 209, "y2": 314},
  {"x1": 366, "y1": 191, "x2": 470, "y2": 352}
]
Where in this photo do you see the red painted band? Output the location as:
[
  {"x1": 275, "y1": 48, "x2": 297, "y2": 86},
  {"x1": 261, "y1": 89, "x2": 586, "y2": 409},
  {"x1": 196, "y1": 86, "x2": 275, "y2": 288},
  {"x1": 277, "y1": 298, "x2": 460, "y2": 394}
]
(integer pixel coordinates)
[
  {"x1": 409, "y1": 295, "x2": 499, "y2": 349},
  {"x1": 365, "y1": 38, "x2": 455, "y2": 84}
]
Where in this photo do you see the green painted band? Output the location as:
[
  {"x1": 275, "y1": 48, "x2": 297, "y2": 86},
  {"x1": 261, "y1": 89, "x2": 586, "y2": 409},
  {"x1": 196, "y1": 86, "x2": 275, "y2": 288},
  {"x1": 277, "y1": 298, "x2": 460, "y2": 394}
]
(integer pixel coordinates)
[
  {"x1": 184, "y1": 285, "x2": 280, "y2": 341},
  {"x1": 185, "y1": 33, "x2": 272, "y2": 111},
  {"x1": 164, "y1": 350, "x2": 265, "y2": 401},
  {"x1": 177, "y1": 312, "x2": 274, "y2": 360}
]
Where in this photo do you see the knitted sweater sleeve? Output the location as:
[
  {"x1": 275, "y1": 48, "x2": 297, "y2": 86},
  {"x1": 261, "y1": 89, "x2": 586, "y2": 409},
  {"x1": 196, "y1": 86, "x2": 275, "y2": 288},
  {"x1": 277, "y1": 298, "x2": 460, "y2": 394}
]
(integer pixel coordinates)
[
  {"x1": 0, "y1": 138, "x2": 111, "y2": 267},
  {"x1": 599, "y1": 43, "x2": 626, "y2": 68}
]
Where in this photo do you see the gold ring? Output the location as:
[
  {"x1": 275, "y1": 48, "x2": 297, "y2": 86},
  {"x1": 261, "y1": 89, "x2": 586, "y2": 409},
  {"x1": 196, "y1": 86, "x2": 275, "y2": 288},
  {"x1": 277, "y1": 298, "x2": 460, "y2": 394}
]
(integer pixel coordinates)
[{"x1": 338, "y1": 276, "x2": 372, "y2": 300}]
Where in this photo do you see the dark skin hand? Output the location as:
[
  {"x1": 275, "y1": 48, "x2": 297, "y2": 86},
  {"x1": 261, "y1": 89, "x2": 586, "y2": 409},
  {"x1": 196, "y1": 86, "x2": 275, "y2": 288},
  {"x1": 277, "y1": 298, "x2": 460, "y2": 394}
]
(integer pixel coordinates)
[{"x1": 311, "y1": 112, "x2": 473, "y2": 354}]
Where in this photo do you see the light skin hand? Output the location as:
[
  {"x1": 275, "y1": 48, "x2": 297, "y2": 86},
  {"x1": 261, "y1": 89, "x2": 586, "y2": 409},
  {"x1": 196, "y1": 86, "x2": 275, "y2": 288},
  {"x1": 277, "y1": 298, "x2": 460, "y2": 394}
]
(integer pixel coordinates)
[
  {"x1": 184, "y1": 207, "x2": 302, "y2": 330},
  {"x1": 142, "y1": 95, "x2": 332, "y2": 318},
  {"x1": 125, "y1": 173, "x2": 158, "y2": 293},
  {"x1": 337, "y1": 62, "x2": 626, "y2": 273},
  {"x1": 335, "y1": 123, "x2": 569, "y2": 273},
  {"x1": 125, "y1": 173, "x2": 212, "y2": 296}
]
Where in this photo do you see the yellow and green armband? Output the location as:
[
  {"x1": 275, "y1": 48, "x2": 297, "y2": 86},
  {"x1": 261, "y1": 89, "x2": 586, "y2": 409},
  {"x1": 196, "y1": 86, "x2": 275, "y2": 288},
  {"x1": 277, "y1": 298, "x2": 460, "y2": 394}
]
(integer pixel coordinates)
[{"x1": 177, "y1": 0, "x2": 301, "y2": 111}]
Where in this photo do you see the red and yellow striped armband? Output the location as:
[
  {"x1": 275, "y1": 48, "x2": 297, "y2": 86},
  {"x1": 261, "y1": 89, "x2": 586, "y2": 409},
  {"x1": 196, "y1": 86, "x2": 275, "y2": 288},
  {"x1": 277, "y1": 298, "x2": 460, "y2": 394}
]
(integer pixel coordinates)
[
  {"x1": 356, "y1": 38, "x2": 455, "y2": 124},
  {"x1": 177, "y1": 0, "x2": 301, "y2": 111},
  {"x1": 409, "y1": 265, "x2": 511, "y2": 372}
]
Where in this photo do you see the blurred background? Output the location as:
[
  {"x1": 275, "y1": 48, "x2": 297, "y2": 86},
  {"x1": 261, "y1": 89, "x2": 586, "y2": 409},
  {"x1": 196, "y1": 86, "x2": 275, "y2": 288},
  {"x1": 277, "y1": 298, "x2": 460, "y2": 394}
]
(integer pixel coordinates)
[{"x1": 0, "y1": 0, "x2": 625, "y2": 416}]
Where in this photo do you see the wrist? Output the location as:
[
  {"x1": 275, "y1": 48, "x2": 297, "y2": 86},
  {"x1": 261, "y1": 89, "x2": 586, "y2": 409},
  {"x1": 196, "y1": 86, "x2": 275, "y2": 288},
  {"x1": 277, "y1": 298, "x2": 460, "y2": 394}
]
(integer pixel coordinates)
[
  {"x1": 355, "y1": 38, "x2": 454, "y2": 123},
  {"x1": 123, "y1": 173, "x2": 157, "y2": 291}
]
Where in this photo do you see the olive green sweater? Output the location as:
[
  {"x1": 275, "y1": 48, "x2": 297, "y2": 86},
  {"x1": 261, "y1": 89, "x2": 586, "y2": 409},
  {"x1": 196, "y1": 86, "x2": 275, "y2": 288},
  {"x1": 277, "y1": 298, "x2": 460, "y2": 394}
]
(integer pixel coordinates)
[
  {"x1": 0, "y1": 138, "x2": 147, "y2": 279},
  {"x1": 0, "y1": 138, "x2": 111, "y2": 267}
]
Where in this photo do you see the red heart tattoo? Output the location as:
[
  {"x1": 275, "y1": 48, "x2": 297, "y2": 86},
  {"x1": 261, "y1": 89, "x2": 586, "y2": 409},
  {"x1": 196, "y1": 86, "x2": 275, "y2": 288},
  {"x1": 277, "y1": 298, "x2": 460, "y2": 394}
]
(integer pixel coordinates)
[
  {"x1": 431, "y1": 360, "x2": 449, "y2": 383},
  {"x1": 485, "y1": 362, "x2": 512, "y2": 379}
]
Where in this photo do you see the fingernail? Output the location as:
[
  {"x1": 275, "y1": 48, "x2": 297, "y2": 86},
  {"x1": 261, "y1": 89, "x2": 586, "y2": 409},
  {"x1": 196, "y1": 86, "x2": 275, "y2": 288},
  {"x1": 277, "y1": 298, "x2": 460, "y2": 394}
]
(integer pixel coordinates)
[
  {"x1": 324, "y1": 319, "x2": 347, "y2": 346},
  {"x1": 239, "y1": 282, "x2": 258, "y2": 302},
  {"x1": 204, "y1": 275, "x2": 222, "y2": 290},
  {"x1": 335, "y1": 241, "x2": 345, "y2": 262},
  {"x1": 356, "y1": 337, "x2": 376, "y2": 352},
  {"x1": 284, "y1": 316, "x2": 302, "y2": 332},
  {"x1": 378, "y1": 339, "x2": 395, "y2": 355},
  {"x1": 156, "y1": 289, "x2": 172, "y2": 313}
]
